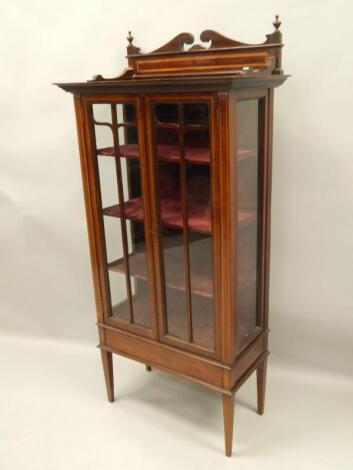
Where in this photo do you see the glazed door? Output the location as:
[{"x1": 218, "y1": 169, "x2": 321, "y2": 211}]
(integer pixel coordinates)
[
  {"x1": 145, "y1": 94, "x2": 220, "y2": 357},
  {"x1": 85, "y1": 96, "x2": 157, "y2": 338}
]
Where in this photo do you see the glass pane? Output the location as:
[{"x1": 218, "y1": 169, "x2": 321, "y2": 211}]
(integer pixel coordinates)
[
  {"x1": 153, "y1": 101, "x2": 214, "y2": 350},
  {"x1": 236, "y1": 99, "x2": 259, "y2": 344},
  {"x1": 183, "y1": 103, "x2": 208, "y2": 125},
  {"x1": 93, "y1": 104, "x2": 111, "y2": 123},
  {"x1": 121, "y1": 103, "x2": 136, "y2": 123},
  {"x1": 154, "y1": 103, "x2": 178, "y2": 123},
  {"x1": 92, "y1": 102, "x2": 151, "y2": 330}
]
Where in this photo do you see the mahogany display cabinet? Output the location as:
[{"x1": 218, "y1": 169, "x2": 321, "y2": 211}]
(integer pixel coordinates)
[{"x1": 56, "y1": 16, "x2": 287, "y2": 456}]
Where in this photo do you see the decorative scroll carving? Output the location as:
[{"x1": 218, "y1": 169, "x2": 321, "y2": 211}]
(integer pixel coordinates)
[
  {"x1": 125, "y1": 16, "x2": 282, "y2": 56},
  {"x1": 188, "y1": 44, "x2": 207, "y2": 51},
  {"x1": 91, "y1": 16, "x2": 283, "y2": 81},
  {"x1": 151, "y1": 32, "x2": 195, "y2": 53},
  {"x1": 90, "y1": 67, "x2": 134, "y2": 82},
  {"x1": 200, "y1": 30, "x2": 247, "y2": 49}
]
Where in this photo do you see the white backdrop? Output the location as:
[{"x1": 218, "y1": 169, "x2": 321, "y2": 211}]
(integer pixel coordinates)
[{"x1": 1, "y1": 0, "x2": 353, "y2": 379}]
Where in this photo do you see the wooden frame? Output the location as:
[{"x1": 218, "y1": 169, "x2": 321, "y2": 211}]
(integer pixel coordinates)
[{"x1": 57, "y1": 17, "x2": 287, "y2": 457}]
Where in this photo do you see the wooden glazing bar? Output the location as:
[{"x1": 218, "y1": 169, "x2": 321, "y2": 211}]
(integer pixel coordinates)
[
  {"x1": 150, "y1": 103, "x2": 169, "y2": 338},
  {"x1": 111, "y1": 103, "x2": 134, "y2": 324},
  {"x1": 93, "y1": 120, "x2": 137, "y2": 129},
  {"x1": 155, "y1": 122, "x2": 179, "y2": 130},
  {"x1": 155, "y1": 122, "x2": 209, "y2": 131},
  {"x1": 117, "y1": 122, "x2": 137, "y2": 128},
  {"x1": 93, "y1": 119, "x2": 113, "y2": 129},
  {"x1": 184, "y1": 123, "x2": 209, "y2": 131},
  {"x1": 115, "y1": 124, "x2": 136, "y2": 130},
  {"x1": 178, "y1": 103, "x2": 193, "y2": 343}
]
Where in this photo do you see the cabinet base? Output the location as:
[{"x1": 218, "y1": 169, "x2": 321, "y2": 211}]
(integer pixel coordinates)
[{"x1": 97, "y1": 323, "x2": 269, "y2": 456}]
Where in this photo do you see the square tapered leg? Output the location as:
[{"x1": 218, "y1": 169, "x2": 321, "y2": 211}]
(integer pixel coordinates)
[
  {"x1": 222, "y1": 393, "x2": 235, "y2": 457},
  {"x1": 101, "y1": 349, "x2": 114, "y2": 402},
  {"x1": 257, "y1": 357, "x2": 267, "y2": 415}
]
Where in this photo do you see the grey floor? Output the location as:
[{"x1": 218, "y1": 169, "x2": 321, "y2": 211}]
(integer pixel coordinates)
[{"x1": 1, "y1": 333, "x2": 352, "y2": 470}]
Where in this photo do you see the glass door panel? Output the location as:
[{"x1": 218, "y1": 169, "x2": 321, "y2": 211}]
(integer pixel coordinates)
[
  {"x1": 90, "y1": 100, "x2": 152, "y2": 331},
  {"x1": 151, "y1": 99, "x2": 215, "y2": 351},
  {"x1": 235, "y1": 99, "x2": 261, "y2": 346}
]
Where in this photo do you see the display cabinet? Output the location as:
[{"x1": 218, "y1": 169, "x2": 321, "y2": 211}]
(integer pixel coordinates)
[{"x1": 56, "y1": 16, "x2": 287, "y2": 456}]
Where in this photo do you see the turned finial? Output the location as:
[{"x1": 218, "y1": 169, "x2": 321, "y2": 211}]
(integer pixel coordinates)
[
  {"x1": 127, "y1": 31, "x2": 134, "y2": 45},
  {"x1": 267, "y1": 15, "x2": 283, "y2": 74},
  {"x1": 126, "y1": 30, "x2": 140, "y2": 59},
  {"x1": 273, "y1": 15, "x2": 281, "y2": 30}
]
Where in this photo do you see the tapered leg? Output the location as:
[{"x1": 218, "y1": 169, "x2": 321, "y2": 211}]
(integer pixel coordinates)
[
  {"x1": 100, "y1": 349, "x2": 114, "y2": 402},
  {"x1": 257, "y1": 357, "x2": 267, "y2": 415},
  {"x1": 145, "y1": 365, "x2": 152, "y2": 372},
  {"x1": 222, "y1": 393, "x2": 235, "y2": 457}
]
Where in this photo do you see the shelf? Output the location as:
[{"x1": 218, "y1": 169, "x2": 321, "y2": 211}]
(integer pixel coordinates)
[
  {"x1": 109, "y1": 238, "x2": 212, "y2": 298},
  {"x1": 97, "y1": 144, "x2": 255, "y2": 165},
  {"x1": 103, "y1": 196, "x2": 255, "y2": 234},
  {"x1": 111, "y1": 291, "x2": 152, "y2": 329},
  {"x1": 108, "y1": 238, "x2": 255, "y2": 299},
  {"x1": 103, "y1": 195, "x2": 211, "y2": 234},
  {"x1": 111, "y1": 289, "x2": 214, "y2": 348}
]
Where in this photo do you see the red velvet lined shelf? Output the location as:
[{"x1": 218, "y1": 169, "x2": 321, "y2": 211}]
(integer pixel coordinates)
[
  {"x1": 98, "y1": 144, "x2": 255, "y2": 164},
  {"x1": 103, "y1": 195, "x2": 211, "y2": 234},
  {"x1": 103, "y1": 196, "x2": 255, "y2": 234}
]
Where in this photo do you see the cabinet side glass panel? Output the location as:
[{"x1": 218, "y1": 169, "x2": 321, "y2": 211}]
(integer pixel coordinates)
[
  {"x1": 236, "y1": 99, "x2": 260, "y2": 345},
  {"x1": 91, "y1": 102, "x2": 152, "y2": 330},
  {"x1": 152, "y1": 101, "x2": 215, "y2": 350}
]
